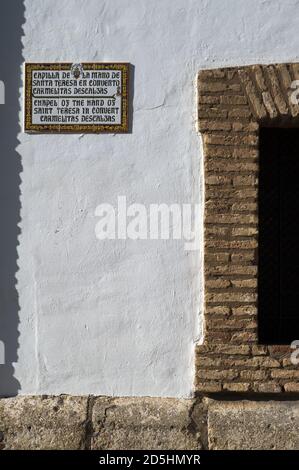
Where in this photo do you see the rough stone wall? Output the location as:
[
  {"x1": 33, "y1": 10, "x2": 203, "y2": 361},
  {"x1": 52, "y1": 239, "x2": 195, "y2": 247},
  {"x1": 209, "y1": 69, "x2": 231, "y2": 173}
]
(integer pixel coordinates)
[
  {"x1": 196, "y1": 64, "x2": 299, "y2": 393},
  {"x1": 0, "y1": 396, "x2": 299, "y2": 450}
]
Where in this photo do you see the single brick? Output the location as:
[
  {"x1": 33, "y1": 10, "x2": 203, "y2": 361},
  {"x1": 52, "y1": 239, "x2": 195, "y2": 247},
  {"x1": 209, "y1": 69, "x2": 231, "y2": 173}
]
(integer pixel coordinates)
[
  {"x1": 199, "y1": 120, "x2": 231, "y2": 131},
  {"x1": 254, "y1": 357, "x2": 281, "y2": 368},
  {"x1": 205, "y1": 265, "x2": 257, "y2": 276},
  {"x1": 232, "y1": 202, "x2": 257, "y2": 212},
  {"x1": 232, "y1": 306, "x2": 257, "y2": 316},
  {"x1": 207, "y1": 318, "x2": 257, "y2": 330},
  {"x1": 205, "y1": 226, "x2": 230, "y2": 237},
  {"x1": 231, "y1": 279, "x2": 257, "y2": 288},
  {"x1": 196, "y1": 357, "x2": 222, "y2": 368},
  {"x1": 233, "y1": 189, "x2": 258, "y2": 198},
  {"x1": 251, "y1": 345, "x2": 268, "y2": 355},
  {"x1": 232, "y1": 227, "x2": 258, "y2": 237},
  {"x1": 233, "y1": 148, "x2": 258, "y2": 159},
  {"x1": 284, "y1": 383, "x2": 299, "y2": 392},
  {"x1": 205, "y1": 199, "x2": 234, "y2": 212},
  {"x1": 238, "y1": 68, "x2": 267, "y2": 119},
  {"x1": 206, "y1": 175, "x2": 232, "y2": 186},
  {"x1": 199, "y1": 69, "x2": 226, "y2": 79},
  {"x1": 206, "y1": 279, "x2": 231, "y2": 289},
  {"x1": 198, "y1": 107, "x2": 228, "y2": 119},
  {"x1": 205, "y1": 330, "x2": 233, "y2": 343},
  {"x1": 206, "y1": 188, "x2": 257, "y2": 200},
  {"x1": 205, "y1": 239, "x2": 257, "y2": 249},
  {"x1": 220, "y1": 94, "x2": 248, "y2": 105},
  {"x1": 240, "y1": 370, "x2": 268, "y2": 381},
  {"x1": 262, "y1": 91, "x2": 278, "y2": 119},
  {"x1": 206, "y1": 292, "x2": 257, "y2": 303},
  {"x1": 276, "y1": 63, "x2": 292, "y2": 88},
  {"x1": 196, "y1": 382, "x2": 222, "y2": 393},
  {"x1": 271, "y1": 370, "x2": 299, "y2": 379},
  {"x1": 205, "y1": 145, "x2": 258, "y2": 160},
  {"x1": 205, "y1": 252, "x2": 230, "y2": 263},
  {"x1": 205, "y1": 214, "x2": 257, "y2": 224},
  {"x1": 212, "y1": 345, "x2": 250, "y2": 355},
  {"x1": 253, "y1": 382, "x2": 282, "y2": 393},
  {"x1": 232, "y1": 121, "x2": 259, "y2": 132},
  {"x1": 266, "y1": 65, "x2": 288, "y2": 115},
  {"x1": 223, "y1": 383, "x2": 251, "y2": 392},
  {"x1": 204, "y1": 133, "x2": 258, "y2": 146},
  {"x1": 204, "y1": 145, "x2": 233, "y2": 158},
  {"x1": 231, "y1": 331, "x2": 257, "y2": 343},
  {"x1": 252, "y1": 64, "x2": 267, "y2": 91},
  {"x1": 277, "y1": 64, "x2": 299, "y2": 117},
  {"x1": 199, "y1": 81, "x2": 229, "y2": 92},
  {"x1": 196, "y1": 369, "x2": 239, "y2": 381},
  {"x1": 227, "y1": 70, "x2": 237, "y2": 79},
  {"x1": 291, "y1": 62, "x2": 299, "y2": 79},
  {"x1": 228, "y1": 108, "x2": 253, "y2": 118},
  {"x1": 206, "y1": 161, "x2": 258, "y2": 173},
  {"x1": 206, "y1": 306, "x2": 231, "y2": 315},
  {"x1": 231, "y1": 252, "x2": 256, "y2": 263},
  {"x1": 233, "y1": 175, "x2": 258, "y2": 187},
  {"x1": 229, "y1": 84, "x2": 242, "y2": 92},
  {"x1": 198, "y1": 95, "x2": 220, "y2": 105}
]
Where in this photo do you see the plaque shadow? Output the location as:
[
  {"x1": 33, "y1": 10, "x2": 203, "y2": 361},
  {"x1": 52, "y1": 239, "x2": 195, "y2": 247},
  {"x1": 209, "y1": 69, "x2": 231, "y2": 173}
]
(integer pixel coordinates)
[
  {"x1": 0, "y1": 0, "x2": 24, "y2": 396},
  {"x1": 128, "y1": 64, "x2": 135, "y2": 133}
]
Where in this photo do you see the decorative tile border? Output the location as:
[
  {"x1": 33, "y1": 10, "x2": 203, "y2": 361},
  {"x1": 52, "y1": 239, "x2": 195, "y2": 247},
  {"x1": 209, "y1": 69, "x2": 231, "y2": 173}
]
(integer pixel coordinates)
[
  {"x1": 196, "y1": 64, "x2": 299, "y2": 393},
  {"x1": 24, "y1": 62, "x2": 129, "y2": 133}
]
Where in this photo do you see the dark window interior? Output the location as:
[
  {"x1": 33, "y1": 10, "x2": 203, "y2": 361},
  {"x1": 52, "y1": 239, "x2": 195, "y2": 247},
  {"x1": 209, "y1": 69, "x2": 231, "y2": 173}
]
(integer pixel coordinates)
[{"x1": 259, "y1": 127, "x2": 299, "y2": 344}]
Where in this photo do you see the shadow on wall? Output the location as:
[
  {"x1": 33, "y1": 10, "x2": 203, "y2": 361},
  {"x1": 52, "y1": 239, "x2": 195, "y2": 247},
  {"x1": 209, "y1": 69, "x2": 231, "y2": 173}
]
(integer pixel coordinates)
[{"x1": 0, "y1": 0, "x2": 24, "y2": 396}]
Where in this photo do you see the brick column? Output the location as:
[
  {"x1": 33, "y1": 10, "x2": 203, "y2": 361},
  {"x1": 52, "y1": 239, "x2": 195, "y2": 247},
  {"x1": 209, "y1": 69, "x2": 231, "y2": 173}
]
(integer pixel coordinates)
[{"x1": 196, "y1": 64, "x2": 299, "y2": 394}]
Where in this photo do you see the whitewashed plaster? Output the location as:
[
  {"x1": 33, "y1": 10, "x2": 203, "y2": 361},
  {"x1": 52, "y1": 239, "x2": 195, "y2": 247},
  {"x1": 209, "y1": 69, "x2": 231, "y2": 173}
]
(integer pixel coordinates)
[{"x1": 3, "y1": 0, "x2": 299, "y2": 396}]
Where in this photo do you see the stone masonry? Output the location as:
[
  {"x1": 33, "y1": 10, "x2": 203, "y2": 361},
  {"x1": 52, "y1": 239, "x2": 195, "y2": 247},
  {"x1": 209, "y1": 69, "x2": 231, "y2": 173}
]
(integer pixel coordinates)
[
  {"x1": 0, "y1": 396, "x2": 299, "y2": 450},
  {"x1": 196, "y1": 63, "x2": 299, "y2": 393}
]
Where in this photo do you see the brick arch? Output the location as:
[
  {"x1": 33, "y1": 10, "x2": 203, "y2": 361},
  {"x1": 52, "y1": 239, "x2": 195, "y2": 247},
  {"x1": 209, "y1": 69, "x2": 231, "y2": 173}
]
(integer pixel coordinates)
[{"x1": 196, "y1": 63, "x2": 299, "y2": 394}]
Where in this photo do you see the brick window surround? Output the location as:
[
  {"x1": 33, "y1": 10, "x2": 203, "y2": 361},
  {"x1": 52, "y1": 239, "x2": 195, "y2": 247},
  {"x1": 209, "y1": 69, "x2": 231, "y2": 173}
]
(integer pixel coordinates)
[{"x1": 196, "y1": 63, "x2": 299, "y2": 394}]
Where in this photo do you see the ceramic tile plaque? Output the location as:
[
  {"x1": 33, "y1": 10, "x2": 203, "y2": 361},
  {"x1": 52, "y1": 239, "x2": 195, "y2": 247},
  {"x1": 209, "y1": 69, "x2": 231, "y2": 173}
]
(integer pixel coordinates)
[{"x1": 24, "y1": 63, "x2": 129, "y2": 133}]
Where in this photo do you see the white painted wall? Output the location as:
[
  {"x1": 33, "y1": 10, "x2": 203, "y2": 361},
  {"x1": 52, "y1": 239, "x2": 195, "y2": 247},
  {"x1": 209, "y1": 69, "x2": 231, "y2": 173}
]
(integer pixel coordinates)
[{"x1": 5, "y1": 0, "x2": 299, "y2": 397}]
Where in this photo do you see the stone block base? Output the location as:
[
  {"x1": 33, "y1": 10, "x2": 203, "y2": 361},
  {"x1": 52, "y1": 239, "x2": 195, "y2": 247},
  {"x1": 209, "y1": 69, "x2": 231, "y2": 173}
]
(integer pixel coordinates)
[
  {"x1": 208, "y1": 399, "x2": 299, "y2": 449},
  {"x1": 0, "y1": 395, "x2": 299, "y2": 450}
]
